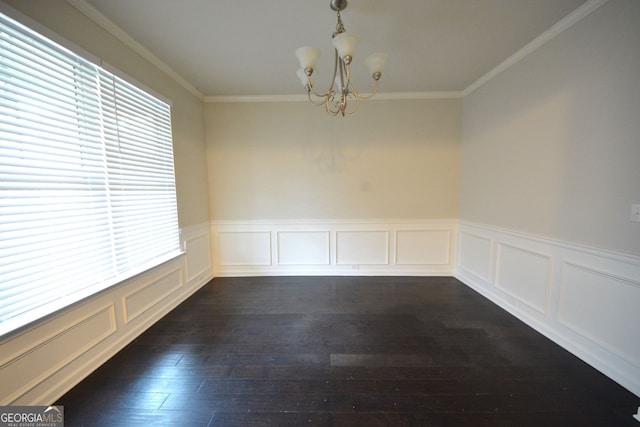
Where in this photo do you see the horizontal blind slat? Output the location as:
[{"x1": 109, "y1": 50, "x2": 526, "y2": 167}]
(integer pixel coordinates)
[{"x1": 0, "y1": 10, "x2": 180, "y2": 338}]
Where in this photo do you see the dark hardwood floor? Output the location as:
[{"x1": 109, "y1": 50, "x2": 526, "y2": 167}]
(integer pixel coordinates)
[{"x1": 56, "y1": 276, "x2": 639, "y2": 426}]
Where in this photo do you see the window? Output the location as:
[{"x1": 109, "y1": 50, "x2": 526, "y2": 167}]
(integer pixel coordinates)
[{"x1": 0, "y1": 10, "x2": 181, "y2": 336}]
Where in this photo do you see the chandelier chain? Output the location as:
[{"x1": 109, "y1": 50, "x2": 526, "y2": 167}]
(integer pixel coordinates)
[{"x1": 335, "y1": 11, "x2": 346, "y2": 35}]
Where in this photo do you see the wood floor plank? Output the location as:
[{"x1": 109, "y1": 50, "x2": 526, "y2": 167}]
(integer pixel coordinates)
[{"x1": 56, "y1": 276, "x2": 639, "y2": 426}]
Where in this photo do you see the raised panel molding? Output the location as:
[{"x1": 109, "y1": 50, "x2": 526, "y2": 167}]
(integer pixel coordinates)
[
  {"x1": 122, "y1": 267, "x2": 184, "y2": 324},
  {"x1": 277, "y1": 231, "x2": 330, "y2": 265},
  {"x1": 455, "y1": 221, "x2": 640, "y2": 397},
  {"x1": 336, "y1": 230, "x2": 389, "y2": 265},
  {"x1": 211, "y1": 220, "x2": 456, "y2": 276},
  {"x1": 216, "y1": 231, "x2": 272, "y2": 266},
  {"x1": 396, "y1": 230, "x2": 450, "y2": 265},
  {"x1": 0, "y1": 304, "x2": 117, "y2": 405},
  {"x1": 457, "y1": 231, "x2": 492, "y2": 282},
  {"x1": 181, "y1": 222, "x2": 214, "y2": 285},
  {"x1": 558, "y1": 262, "x2": 640, "y2": 367},
  {"x1": 184, "y1": 232, "x2": 211, "y2": 282},
  {"x1": 495, "y1": 243, "x2": 551, "y2": 314}
]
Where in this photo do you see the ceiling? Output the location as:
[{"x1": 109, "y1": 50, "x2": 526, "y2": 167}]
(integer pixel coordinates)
[{"x1": 82, "y1": 0, "x2": 589, "y2": 98}]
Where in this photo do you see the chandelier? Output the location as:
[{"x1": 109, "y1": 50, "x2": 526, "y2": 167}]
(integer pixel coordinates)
[{"x1": 295, "y1": 0, "x2": 388, "y2": 116}]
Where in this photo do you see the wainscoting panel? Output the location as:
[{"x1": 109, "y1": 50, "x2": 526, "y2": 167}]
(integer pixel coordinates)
[
  {"x1": 0, "y1": 305, "x2": 116, "y2": 404},
  {"x1": 455, "y1": 221, "x2": 640, "y2": 397},
  {"x1": 183, "y1": 231, "x2": 212, "y2": 283},
  {"x1": 122, "y1": 267, "x2": 184, "y2": 324},
  {"x1": 277, "y1": 231, "x2": 330, "y2": 266},
  {"x1": 396, "y1": 230, "x2": 450, "y2": 265},
  {"x1": 457, "y1": 231, "x2": 492, "y2": 282},
  {"x1": 495, "y1": 243, "x2": 551, "y2": 314},
  {"x1": 0, "y1": 222, "x2": 214, "y2": 405},
  {"x1": 559, "y1": 262, "x2": 640, "y2": 367},
  {"x1": 211, "y1": 220, "x2": 456, "y2": 276},
  {"x1": 216, "y1": 231, "x2": 272, "y2": 266},
  {"x1": 336, "y1": 231, "x2": 389, "y2": 265}
]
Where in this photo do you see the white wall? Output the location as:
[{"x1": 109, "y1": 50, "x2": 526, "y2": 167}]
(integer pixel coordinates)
[{"x1": 457, "y1": 0, "x2": 640, "y2": 396}]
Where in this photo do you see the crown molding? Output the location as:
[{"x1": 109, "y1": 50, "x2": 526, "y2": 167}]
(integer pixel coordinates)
[
  {"x1": 374, "y1": 91, "x2": 463, "y2": 100},
  {"x1": 65, "y1": 0, "x2": 204, "y2": 101},
  {"x1": 204, "y1": 91, "x2": 463, "y2": 104},
  {"x1": 205, "y1": 94, "x2": 308, "y2": 103},
  {"x1": 65, "y1": 0, "x2": 607, "y2": 104},
  {"x1": 463, "y1": 0, "x2": 609, "y2": 97},
  {"x1": 64, "y1": 0, "x2": 460, "y2": 105}
]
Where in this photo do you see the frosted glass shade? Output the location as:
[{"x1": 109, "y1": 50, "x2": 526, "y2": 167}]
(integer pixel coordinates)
[
  {"x1": 332, "y1": 32, "x2": 359, "y2": 59},
  {"x1": 295, "y1": 46, "x2": 321, "y2": 69},
  {"x1": 365, "y1": 52, "x2": 388, "y2": 75}
]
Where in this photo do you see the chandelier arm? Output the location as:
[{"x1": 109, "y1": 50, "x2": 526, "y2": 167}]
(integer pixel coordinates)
[
  {"x1": 338, "y1": 55, "x2": 346, "y2": 93},
  {"x1": 340, "y1": 92, "x2": 348, "y2": 116},
  {"x1": 333, "y1": 59, "x2": 350, "y2": 116},
  {"x1": 346, "y1": 102, "x2": 360, "y2": 115},
  {"x1": 326, "y1": 90, "x2": 348, "y2": 116},
  {"x1": 306, "y1": 48, "x2": 342, "y2": 99},
  {"x1": 308, "y1": 80, "x2": 332, "y2": 99},
  {"x1": 325, "y1": 97, "x2": 341, "y2": 116},
  {"x1": 344, "y1": 91, "x2": 361, "y2": 115},
  {"x1": 347, "y1": 78, "x2": 380, "y2": 101},
  {"x1": 306, "y1": 89, "x2": 330, "y2": 106},
  {"x1": 329, "y1": 49, "x2": 340, "y2": 93}
]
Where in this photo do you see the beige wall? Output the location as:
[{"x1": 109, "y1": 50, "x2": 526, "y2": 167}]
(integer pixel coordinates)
[
  {"x1": 459, "y1": 0, "x2": 640, "y2": 256},
  {"x1": 205, "y1": 98, "x2": 461, "y2": 220},
  {"x1": 5, "y1": 0, "x2": 211, "y2": 228}
]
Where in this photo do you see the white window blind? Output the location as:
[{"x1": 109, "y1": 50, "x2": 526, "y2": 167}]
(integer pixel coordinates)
[{"x1": 0, "y1": 11, "x2": 181, "y2": 337}]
